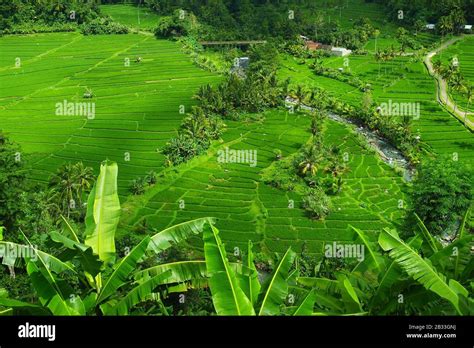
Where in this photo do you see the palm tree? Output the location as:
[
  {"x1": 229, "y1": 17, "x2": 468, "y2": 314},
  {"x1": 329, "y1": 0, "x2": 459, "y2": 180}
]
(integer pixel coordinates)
[
  {"x1": 49, "y1": 162, "x2": 94, "y2": 218},
  {"x1": 375, "y1": 50, "x2": 383, "y2": 77},
  {"x1": 450, "y1": 73, "x2": 466, "y2": 112},
  {"x1": 299, "y1": 143, "x2": 323, "y2": 176},
  {"x1": 325, "y1": 157, "x2": 349, "y2": 193},
  {"x1": 432, "y1": 59, "x2": 442, "y2": 74},
  {"x1": 310, "y1": 110, "x2": 327, "y2": 136},
  {"x1": 293, "y1": 84, "x2": 307, "y2": 110},
  {"x1": 438, "y1": 16, "x2": 454, "y2": 36},
  {"x1": 72, "y1": 162, "x2": 94, "y2": 207},
  {"x1": 49, "y1": 163, "x2": 77, "y2": 218}
]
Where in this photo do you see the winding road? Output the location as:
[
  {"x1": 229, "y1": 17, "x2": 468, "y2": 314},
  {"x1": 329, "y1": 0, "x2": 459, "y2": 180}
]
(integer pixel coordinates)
[{"x1": 424, "y1": 36, "x2": 474, "y2": 131}]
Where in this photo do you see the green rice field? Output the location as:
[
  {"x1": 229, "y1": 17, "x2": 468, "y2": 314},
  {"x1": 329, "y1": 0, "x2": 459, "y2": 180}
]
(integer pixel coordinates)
[{"x1": 0, "y1": 32, "x2": 220, "y2": 195}]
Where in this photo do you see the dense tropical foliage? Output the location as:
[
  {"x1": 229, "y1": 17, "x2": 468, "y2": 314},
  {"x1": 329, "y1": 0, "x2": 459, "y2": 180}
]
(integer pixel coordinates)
[{"x1": 0, "y1": 0, "x2": 472, "y2": 320}]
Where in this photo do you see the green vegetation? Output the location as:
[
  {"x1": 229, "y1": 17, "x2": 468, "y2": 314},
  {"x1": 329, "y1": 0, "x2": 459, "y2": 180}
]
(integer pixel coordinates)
[
  {"x1": 0, "y1": 0, "x2": 472, "y2": 319},
  {"x1": 412, "y1": 156, "x2": 472, "y2": 235}
]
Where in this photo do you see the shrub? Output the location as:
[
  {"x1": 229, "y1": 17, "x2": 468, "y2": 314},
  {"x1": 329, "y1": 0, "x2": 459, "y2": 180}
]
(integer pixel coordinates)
[
  {"x1": 302, "y1": 187, "x2": 332, "y2": 220},
  {"x1": 412, "y1": 156, "x2": 473, "y2": 235},
  {"x1": 145, "y1": 171, "x2": 158, "y2": 186},
  {"x1": 129, "y1": 177, "x2": 147, "y2": 196},
  {"x1": 163, "y1": 134, "x2": 200, "y2": 166},
  {"x1": 80, "y1": 18, "x2": 129, "y2": 35}
]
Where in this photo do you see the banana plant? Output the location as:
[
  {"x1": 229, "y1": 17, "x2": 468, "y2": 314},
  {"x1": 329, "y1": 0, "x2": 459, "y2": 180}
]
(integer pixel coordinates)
[
  {"x1": 379, "y1": 228, "x2": 471, "y2": 315},
  {"x1": 0, "y1": 161, "x2": 213, "y2": 315},
  {"x1": 295, "y1": 218, "x2": 473, "y2": 316},
  {"x1": 203, "y1": 224, "x2": 316, "y2": 316}
]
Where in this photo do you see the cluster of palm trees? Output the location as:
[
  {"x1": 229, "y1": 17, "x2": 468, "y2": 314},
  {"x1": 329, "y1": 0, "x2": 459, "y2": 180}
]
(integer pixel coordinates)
[
  {"x1": 437, "y1": 9, "x2": 467, "y2": 36},
  {"x1": 163, "y1": 106, "x2": 224, "y2": 166},
  {"x1": 48, "y1": 162, "x2": 95, "y2": 220},
  {"x1": 163, "y1": 69, "x2": 288, "y2": 167},
  {"x1": 194, "y1": 70, "x2": 286, "y2": 119},
  {"x1": 433, "y1": 58, "x2": 474, "y2": 125},
  {"x1": 289, "y1": 84, "x2": 421, "y2": 163}
]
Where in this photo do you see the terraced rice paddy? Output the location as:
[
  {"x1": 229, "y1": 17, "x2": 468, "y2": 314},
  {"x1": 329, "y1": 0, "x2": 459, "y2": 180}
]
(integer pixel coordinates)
[
  {"x1": 1, "y1": 20, "x2": 468, "y2": 257},
  {"x1": 0, "y1": 32, "x2": 220, "y2": 195},
  {"x1": 279, "y1": 45, "x2": 474, "y2": 165},
  {"x1": 120, "y1": 110, "x2": 406, "y2": 256},
  {"x1": 100, "y1": 4, "x2": 160, "y2": 31}
]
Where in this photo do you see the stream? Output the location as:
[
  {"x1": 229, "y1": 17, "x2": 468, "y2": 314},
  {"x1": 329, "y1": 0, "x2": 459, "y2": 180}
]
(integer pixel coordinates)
[{"x1": 285, "y1": 97, "x2": 415, "y2": 182}]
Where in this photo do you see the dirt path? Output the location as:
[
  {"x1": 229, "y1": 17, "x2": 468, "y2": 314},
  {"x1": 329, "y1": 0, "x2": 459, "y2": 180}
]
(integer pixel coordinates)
[{"x1": 424, "y1": 36, "x2": 474, "y2": 131}]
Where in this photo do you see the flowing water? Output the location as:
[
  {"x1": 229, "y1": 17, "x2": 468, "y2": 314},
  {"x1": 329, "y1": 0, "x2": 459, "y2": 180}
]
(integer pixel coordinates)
[{"x1": 285, "y1": 97, "x2": 415, "y2": 182}]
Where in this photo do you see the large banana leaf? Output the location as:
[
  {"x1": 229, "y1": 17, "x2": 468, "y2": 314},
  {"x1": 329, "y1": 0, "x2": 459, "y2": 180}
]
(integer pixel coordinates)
[
  {"x1": 339, "y1": 275, "x2": 363, "y2": 313},
  {"x1": 429, "y1": 236, "x2": 473, "y2": 277},
  {"x1": 350, "y1": 225, "x2": 382, "y2": 271},
  {"x1": 0, "y1": 308, "x2": 12, "y2": 316},
  {"x1": 370, "y1": 235, "x2": 422, "y2": 310},
  {"x1": 147, "y1": 217, "x2": 215, "y2": 253},
  {"x1": 102, "y1": 270, "x2": 173, "y2": 315},
  {"x1": 379, "y1": 228, "x2": 465, "y2": 314},
  {"x1": 0, "y1": 298, "x2": 50, "y2": 315},
  {"x1": 49, "y1": 231, "x2": 88, "y2": 251},
  {"x1": 297, "y1": 277, "x2": 341, "y2": 294},
  {"x1": 455, "y1": 209, "x2": 470, "y2": 279},
  {"x1": 312, "y1": 289, "x2": 343, "y2": 312},
  {"x1": 26, "y1": 261, "x2": 81, "y2": 315},
  {"x1": 258, "y1": 247, "x2": 296, "y2": 316},
  {"x1": 204, "y1": 224, "x2": 255, "y2": 316},
  {"x1": 0, "y1": 241, "x2": 76, "y2": 274},
  {"x1": 96, "y1": 237, "x2": 151, "y2": 305},
  {"x1": 60, "y1": 215, "x2": 81, "y2": 243},
  {"x1": 414, "y1": 213, "x2": 440, "y2": 254},
  {"x1": 134, "y1": 260, "x2": 208, "y2": 287},
  {"x1": 292, "y1": 289, "x2": 316, "y2": 316},
  {"x1": 238, "y1": 241, "x2": 261, "y2": 306},
  {"x1": 84, "y1": 161, "x2": 121, "y2": 264}
]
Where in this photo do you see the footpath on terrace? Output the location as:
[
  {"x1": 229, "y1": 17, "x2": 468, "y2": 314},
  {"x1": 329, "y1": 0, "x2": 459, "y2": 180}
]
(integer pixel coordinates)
[{"x1": 424, "y1": 35, "x2": 474, "y2": 131}]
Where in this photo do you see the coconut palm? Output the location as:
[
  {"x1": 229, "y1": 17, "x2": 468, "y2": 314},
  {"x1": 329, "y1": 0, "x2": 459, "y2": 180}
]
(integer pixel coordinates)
[
  {"x1": 310, "y1": 110, "x2": 327, "y2": 136},
  {"x1": 325, "y1": 157, "x2": 349, "y2": 193},
  {"x1": 72, "y1": 162, "x2": 94, "y2": 207},
  {"x1": 432, "y1": 59, "x2": 442, "y2": 74},
  {"x1": 450, "y1": 74, "x2": 466, "y2": 112},
  {"x1": 299, "y1": 143, "x2": 323, "y2": 176},
  {"x1": 438, "y1": 16, "x2": 454, "y2": 36},
  {"x1": 293, "y1": 84, "x2": 308, "y2": 110},
  {"x1": 49, "y1": 162, "x2": 95, "y2": 218}
]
